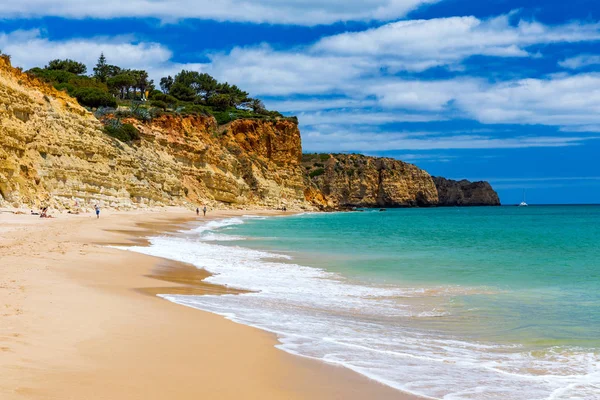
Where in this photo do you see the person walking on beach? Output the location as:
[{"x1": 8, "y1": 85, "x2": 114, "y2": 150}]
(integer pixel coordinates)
[
  {"x1": 203, "y1": 206, "x2": 207, "y2": 217},
  {"x1": 95, "y1": 204, "x2": 100, "y2": 219},
  {"x1": 196, "y1": 207, "x2": 200, "y2": 216}
]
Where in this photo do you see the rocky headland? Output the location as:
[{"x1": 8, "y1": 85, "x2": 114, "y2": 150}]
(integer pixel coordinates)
[
  {"x1": 302, "y1": 153, "x2": 439, "y2": 209},
  {"x1": 433, "y1": 177, "x2": 501, "y2": 207}
]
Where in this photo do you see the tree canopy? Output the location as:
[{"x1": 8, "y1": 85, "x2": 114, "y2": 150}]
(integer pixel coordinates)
[
  {"x1": 46, "y1": 59, "x2": 87, "y2": 75},
  {"x1": 164, "y1": 69, "x2": 252, "y2": 111},
  {"x1": 24, "y1": 53, "x2": 290, "y2": 126},
  {"x1": 93, "y1": 53, "x2": 110, "y2": 83}
]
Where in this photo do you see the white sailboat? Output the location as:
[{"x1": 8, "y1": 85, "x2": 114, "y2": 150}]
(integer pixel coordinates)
[{"x1": 518, "y1": 189, "x2": 528, "y2": 207}]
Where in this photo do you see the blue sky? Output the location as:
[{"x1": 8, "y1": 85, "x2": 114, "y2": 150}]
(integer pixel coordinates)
[{"x1": 1, "y1": 0, "x2": 599, "y2": 204}]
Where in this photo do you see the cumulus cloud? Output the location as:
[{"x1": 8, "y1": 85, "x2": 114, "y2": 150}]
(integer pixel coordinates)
[
  {"x1": 0, "y1": 29, "x2": 172, "y2": 72},
  {"x1": 207, "y1": 46, "x2": 370, "y2": 96},
  {"x1": 203, "y1": 14, "x2": 600, "y2": 98},
  {"x1": 456, "y1": 74, "x2": 600, "y2": 125},
  {"x1": 0, "y1": 0, "x2": 437, "y2": 25},
  {"x1": 0, "y1": 29, "x2": 211, "y2": 87},
  {"x1": 559, "y1": 54, "x2": 600, "y2": 69},
  {"x1": 315, "y1": 15, "x2": 600, "y2": 71}
]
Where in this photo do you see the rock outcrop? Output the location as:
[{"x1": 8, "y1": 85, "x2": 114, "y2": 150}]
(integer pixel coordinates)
[
  {"x1": 433, "y1": 177, "x2": 501, "y2": 207},
  {"x1": 0, "y1": 56, "x2": 312, "y2": 210},
  {"x1": 303, "y1": 154, "x2": 439, "y2": 208}
]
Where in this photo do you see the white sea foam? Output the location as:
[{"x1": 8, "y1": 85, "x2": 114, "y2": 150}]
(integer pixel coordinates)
[
  {"x1": 199, "y1": 233, "x2": 246, "y2": 241},
  {"x1": 121, "y1": 217, "x2": 600, "y2": 400},
  {"x1": 186, "y1": 217, "x2": 246, "y2": 234}
]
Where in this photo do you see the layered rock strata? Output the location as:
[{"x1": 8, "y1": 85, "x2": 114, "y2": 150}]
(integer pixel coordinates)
[{"x1": 0, "y1": 57, "x2": 311, "y2": 210}]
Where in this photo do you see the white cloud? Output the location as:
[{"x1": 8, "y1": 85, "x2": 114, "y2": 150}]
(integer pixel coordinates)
[
  {"x1": 364, "y1": 78, "x2": 482, "y2": 110},
  {"x1": 0, "y1": 29, "x2": 211, "y2": 86},
  {"x1": 0, "y1": 29, "x2": 172, "y2": 72},
  {"x1": 207, "y1": 46, "x2": 369, "y2": 96},
  {"x1": 559, "y1": 54, "x2": 600, "y2": 69},
  {"x1": 302, "y1": 125, "x2": 596, "y2": 152},
  {"x1": 560, "y1": 125, "x2": 600, "y2": 133},
  {"x1": 265, "y1": 98, "x2": 378, "y2": 113},
  {"x1": 457, "y1": 74, "x2": 600, "y2": 125},
  {"x1": 190, "y1": 14, "x2": 600, "y2": 102},
  {"x1": 298, "y1": 110, "x2": 446, "y2": 126},
  {"x1": 0, "y1": 0, "x2": 437, "y2": 25},
  {"x1": 314, "y1": 15, "x2": 600, "y2": 71},
  {"x1": 481, "y1": 176, "x2": 600, "y2": 182}
]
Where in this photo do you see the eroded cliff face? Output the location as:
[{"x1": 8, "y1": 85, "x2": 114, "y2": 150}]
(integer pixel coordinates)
[
  {"x1": 0, "y1": 57, "x2": 312, "y2": 210},
  {"x1": 433, "y1": 177, "x2": 501, "y2": 206},
  {"x1": 304, "y1": 154, "x2": 439, "y2": 208}
]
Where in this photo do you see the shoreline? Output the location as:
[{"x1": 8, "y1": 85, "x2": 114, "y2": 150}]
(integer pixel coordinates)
[{"x1": 0, "y1": 207, "x2": 422, "y2": 400}]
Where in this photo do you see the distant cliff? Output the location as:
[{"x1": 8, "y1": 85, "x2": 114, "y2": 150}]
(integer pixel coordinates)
[
  {"x1": 303, "y1": 154, "x2": 439, "y2": 208},
  {"x1": 433, "y1": 177, "x2": 501, "y2": 206}
]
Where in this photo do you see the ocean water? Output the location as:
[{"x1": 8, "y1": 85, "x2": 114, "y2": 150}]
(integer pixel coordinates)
[{"x1": 124, "y1": 206, "x2": 600, "y2": 400}]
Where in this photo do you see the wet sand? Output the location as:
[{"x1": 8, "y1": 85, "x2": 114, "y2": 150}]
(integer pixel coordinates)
[{"x1": 0, "y1": 207, "x2": 421, "y2": 400}]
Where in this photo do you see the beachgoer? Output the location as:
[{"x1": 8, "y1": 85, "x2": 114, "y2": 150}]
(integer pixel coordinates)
[
  {"x1": 196, "y1": 208, "x2": 200, "y2": 216},
  {"x1": 203, "y1": 206, "x2": 207, "y2": 217},
  {"x1": 95, "y1": 204, "x2": 100, "y2": 219}
]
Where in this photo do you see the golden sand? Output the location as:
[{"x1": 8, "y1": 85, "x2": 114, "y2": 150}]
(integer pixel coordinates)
[{"x1": 0, "y1": 208, "x2": 420, "y2": 399}]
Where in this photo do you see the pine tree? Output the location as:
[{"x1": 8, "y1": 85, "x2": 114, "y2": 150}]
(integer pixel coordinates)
[{"x1": 93, "y1": 53, "x2": 110, "y2": 83}]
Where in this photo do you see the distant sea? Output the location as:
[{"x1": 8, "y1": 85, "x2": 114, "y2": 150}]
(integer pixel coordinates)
[{"x1": 126, "y1": 206, "x2": 600, "y2": 400}]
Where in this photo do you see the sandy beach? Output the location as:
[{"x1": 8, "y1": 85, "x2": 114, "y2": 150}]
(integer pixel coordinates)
[{"x1": 0, "y1": 207, "x2": 419, "y2": 400}]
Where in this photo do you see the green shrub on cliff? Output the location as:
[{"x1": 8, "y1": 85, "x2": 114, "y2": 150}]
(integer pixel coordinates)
[
  {"x1": 46, "y1": 59, "x2": 87, "y2": 75},
  {"x1": 149, "y1": 92, "x2": 178, "y2": 106},
  {"x1": 177, "y1": 104, "x2": 213, "y2": 117},
  {"x1": 150, "y1": 100, "x2": 168, "y2": 110},
  {"x1": 213, "y1": 111, "x2": 235, "y2": 125},
  {"x1": 73, "y1": 87, "x2": 117, "y2": 108},
  {"x1": 104, "y1": 121, "x2": 140, "y2": 143},
  {"x1": 309, "y1": 168, "x2": 325, "y2": 178}
]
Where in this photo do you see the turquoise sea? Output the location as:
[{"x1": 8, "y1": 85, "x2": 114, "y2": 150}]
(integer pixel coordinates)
[{"x1": 126, "y1": 206, "x2": 600, "y2": 399}]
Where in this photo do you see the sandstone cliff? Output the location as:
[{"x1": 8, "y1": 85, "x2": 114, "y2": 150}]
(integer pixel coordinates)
[
  {"x1": 0, "y1": 56, "x2": 312, "y2": 210},
  {"x1": 433, "y1": 177, "x2": 501, "y2": 206},
  {"x1": 303, "y1": 154, "x2": 439, "y2": 208}
]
